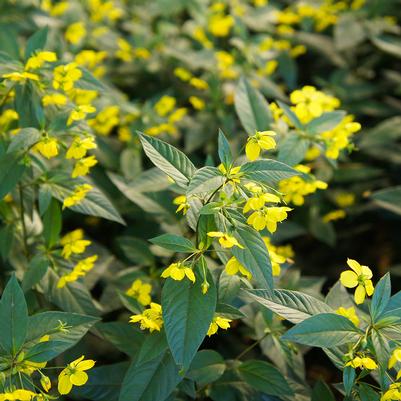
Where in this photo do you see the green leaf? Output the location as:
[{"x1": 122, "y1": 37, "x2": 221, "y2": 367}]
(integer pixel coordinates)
[
  {"x1": 22, "y1": 254, "x2": 49, "y2": 292},
  {"x1": 218, "y1": 129, "x2": 233, "y2": 168},
  {"x1": 0, "y1": 152, "x2": 26, "y2": 200},
  {"x1": 0, "y1": 275, "x2": 28, "y2": 355},
  {"x1": 282, "y1": 313, "x2": 361, "y2": 347},
  {"x1": 343, "y1": 365, "x2": 356, "y2": 396},
  {"x1": 278, "y1": 136, "x2": 310, "y2": 166},
  {"x1": 370, "y1": 273, "x2": 391, "y2": 322},
  {"x1": 149, "y1": 234, "x2": 195, "y2": 253},
  {"x1": 15, "y1": 83, "x2": 43, "y2": 128},
  {"x1": 138, "y1": 133, "x2": 196, "y2": 188},
  {"x1": 238, "y1": 360, "x2": 293, "y2": 397},
  {"x1": 305, "y1": 111, "x2": 346, "y2": 134},
  {"x1": 372, "y1": 35, "x2": 401, "y2": 59},
  {"x1": 161, "y1": 268, "x2": 217, "y2": 369},
  {"x1": 25, "y1": 340, "x2": 68, "y2": 363},
  {"x1": 358, "y1": 383, "x2": 380, "y2": 401},
  {"x1": 234, "y1": 77, "x2": 272, "y2": 133},
  {"x1": 240, "y1": 159, "x2": 298, "y2": 185},
  {"x1": 244, "y1": 289, "x2": 333, "y2": 323},
  {"x1": 312, "y1": 380, "x2": 335, "y2": 401},
  {"x1": 187, "y1": 350, "x2": 225, "y2": 387},
  {"x1": 187, "y1": 166, "x2": 225, "y2": 196},
  {"x1": 119, "y1": 351, "x2": 181, "y2": 401},
  {"x1": 25, "y1": 27, "x2": 49, "y2": 59},
  {"x1": 7, "y1": 128, "x2": 40, "y2": 153},
  {"x1": 371, "y1": 186, "x2": 401, "y2": 216},
  {"x1": 117, "y1": 236, "x2": 155, "y2": 266},
  {"x1": 230, "y1": 224, "x2": 273, "y2": 291},
  {"x1": 42, "y1": 198, "x2": 61, "y2": 248},
  {"x1": 277, "y1": 100, "x2": 303, "y2": 130}
]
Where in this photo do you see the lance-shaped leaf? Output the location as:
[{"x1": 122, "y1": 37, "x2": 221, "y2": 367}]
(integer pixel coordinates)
[
  {"x1": 240, "y1": 159, "x2": 298, "y2": 185},
  {"x1": 0, "y1": 275, "x2": 28, "y2": 355},
  {"x1": 161, "y1": 266, "x2": 217, "y2": 369},
  {"x1": 234, "y1": 77, "x2": 272, "y2": 133},
  {"x1": 0, "y1": 152, "x2": 26, "y2": 200},
  {"x1": 218, "y1": 129, "x2": 233, "y2": 167},
  {"x1": 305, "y1": 111, "x2": 346, "y2": 134},
  {"x1": 282, "y1": 313, "x2": 362, "y2": 347},
  {"x1": 138, "y1": 132, "x2": 196, "y2": 188},
  {"x1": 187, "y1": 166, "x2": 225, "y2": 195},
  {"x1": 243, "y1": 288, "x2": 333, "y2": 323},
  {"x1": 150, "y1": 234, "x2": 195, "y2": 253},
  {"x1": 370, "y1": 273, "x2": 391, "y2": 322}
]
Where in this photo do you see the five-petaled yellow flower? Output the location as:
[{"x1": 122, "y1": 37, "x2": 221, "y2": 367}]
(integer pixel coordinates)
[
  {"x1": 126, "y1": 279, "x2": 152, "y2": 306},
  {"x1": 340, "y1": 258, "x2": 374, "y2": 304},
  {"x1": 245, "y1": 130, "x2": 277, "y2": 161},
  {"x1": 60, "y1": 229, "x2": 91, "y2": 259},
  {"x1": 207, "y1": 231, "x2": 244, "y2": 249},
  {"x1": 130, "y1": 302, "x2": 163, "y2": 332},
  {"x1": 173, "y1": 195, "x2": 190, "y2": 215},
  {"x1": 225, "y1": 256, "x2": 252, "y2": 280},
  {"x1": 207, "y1": 315, "x2": 232, "y2": 336},
  {"x1": 336, "y1": 306, "x2": 359, "y2": 327},
  {"x1": 346, "y1": 356, "x2": 377, "y2": 370},
  {"x1": 161, "y1": 262, "x2": 196, "y2": 283},
  {"x1": 66, "y1": 136, "x2": 97, "y2": 159},
  {"x1": 34, "y1": 137, "x2": 59, "y2": 159},
  {"x1": 58, "y1": 355, "x2": 95, "y2": 395}
]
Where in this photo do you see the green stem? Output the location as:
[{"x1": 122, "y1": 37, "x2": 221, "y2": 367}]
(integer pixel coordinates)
[
  {"x1": 235, "y1": 332, "x2": 269, "y2": 360},
  {"x1": 18, "y1": 184, "x2": 30, "y2": 260}
]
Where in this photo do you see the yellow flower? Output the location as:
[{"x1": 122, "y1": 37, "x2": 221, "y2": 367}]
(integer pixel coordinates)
[
  {"x1": 218, "y1": 164, "x2": 243, "y2": 184},
  {"x1": 65, "y1": 22, "x2": 86, "y2": 45},
  {"x1": 68, "y1": 88, "x2": 98, "y2": 105},
  {"x1": 25, "y1": 51, "x2": 57, "y2": 70},
  {"x1": 68, "y1": 104, "x2": 96, "y2": 125},
  {"x1": 126, "y1": 279, "x2": 152, "y2": 306},
  {"x1": 192, "y1": 26, "x2": 213, "y2": 49},
  {"x1": 57, "y1": 255, "x2": 98, "y2": 288},
  {"x1": 346, "y1": 356, "x2": 377, "y2": 370},
  {"x1": 0, "y1": 389, "x2": 38, "y2": 401},
  {"x1": 130, "y1": 302, "x2": 163, "y2": 332},
  {"x1": 62, "y1": 184, "x2": 93, "y2": 209},
  {"x1": 189, "y1": 77, "x2": 209, "y2": 90},
  {"x1": 75, "y1": 50, "x2": 107, "y2": 77},
  {"x1": 207, "y1": 232, "x2": 244, "y2": 249},
  {"x1": 42, "y1": 93, "x2": 67, "y2": 106},
  {"x1": 323, "y1": 209, "x2": 346, "y2": 223},
  {"x1": 71, "y1": 155, "x2": 98, "y2": 178},
  {"x1": 225, "y1": 256, "x2": 252, "y2": 280},
  {"x1": 340, "y1": 259, "x2": 374, "y2": 304},
  {"x1": 161, "y1": 262, "x2": 196, "y2": 283},
  {"x1": 154, "y1": 96, "x2": 176, "y2": 117},
  {"x1": 40, "y1": 375, "x2": 52, "y2": 392},
  {"x1": 34, "y1": 137, "x2": 59, "y2": 159},
  {"x1": 174, "y1": 67, "x2": 192, "y2": 81},
  {"x1": 60, "y1": 229, "x2": 91, "y2": 259},
  {"x1": 115, "y1": 38, "x2": 133, "y2": 62},
  {"x1": 53, "y1": 63, "x2": 82, "y2": 91},
  {"x1": 189, "y1": 96, "x2": 205, "y2": 110},
  {"x1": 0, "y1": 109, "x2": 18, "y2": 127},
  {"x1": 168, "y1": 108, "x2": 187, "y2": 124},
  {"x1": 66, "y1": 136, "x2": 97, "y2": 159},
  {"x1": 88, "y1": 105, "x2": 119, "y2": 135},
  {"x1": 389, "y1": 348, "x2": 401, "y2": 369},
  {"x1": 2, "y1": 71, "x2": 39, "y2": 82},
  {"x1": 245, "y1": 131, "x2": 277, "y2": 161},
  {"x1": 207, "y1": 315, "x2": 232, "y2": 336},
  {"x1": 262, "y1": 237, "x2": 288, "y2": 276},
  {"x1": 58, "y1": 355, "x2": 95, "y2": 395},
  {"x1": 336, "y1": 306, "x2": 359, "y2": 326},
  {"x1": 173, "y1": 195, "x2": 190, "y2": 215},
  {"x1": 247, "y1": 207, "x2": 292, "y2": 233},
  {"x1": 381, "y1": 383, "x2": 401, "y2": 401},
  {"x1": 243, "y1": 184, "x2": 281, "y2": 213},
  {"x1": 208, "y1": 14, "x2": 234, "y2": 37},
  {"x1": 335, "y1": 192, "x2": 355, "y2": 208}
]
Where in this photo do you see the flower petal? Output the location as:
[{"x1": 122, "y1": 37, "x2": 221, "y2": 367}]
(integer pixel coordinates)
[
  {"x1": 340, "y1": 270, "x2": 358, "y2": 288},
  {"x1": 70, "y1": 370, "x2": 88, "y2": 386},
  {"x1": 347, "y1": 258, "x2": 362, "y2": 275},
  {"x1": 354, "y1": 284, "x2": 366, "y2": 305}
]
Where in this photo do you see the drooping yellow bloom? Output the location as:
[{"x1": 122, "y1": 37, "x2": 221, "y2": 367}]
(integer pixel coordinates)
[
  {"x1": 340, "y1": 259, "x2": 374, "y2": 304},
  {"x1": 335, "y1": 192, "x2": 355, "y2": 208},
  {"x1": 189, "y1": 96, "x2": 205, "y2": 110},
  {"x1": 381, "y1": 383, "x2": 401, "y2": 401},
  {"x1": 207, "y1": 232, "x2": 244, "y2": 249},
  {"x1": 126, "y1": 279, "x2": 152, "y2": 306},
  {"x1": 57, "y1": 255, "x2": 98, "y2": 288},
  {"x1": 225, "y1": 257, "x2": 252, "y2": 280},
  {"x1": 34, "y1": 137, "x2": 59, "y2": 158},
  {"x1": 0, "y1": 389, "x2": 38, "y2": 401},
  {"x1": 161, "y1": 262, "x2": 196, "y2": 283},
  {"x1": 208, "y1": 13, "x2": 234, "y2": 37},
  {"x1": 68, "y1": 88, "x2": 98, "y2": 105},
  {"x1": 243, "y1": 183, "x2": 281, "y2": 213},
  {"x1": 154, "y1": 96, "x2": 176, "y2": 117},
  {"x1": 174, "y1": 67, "x2": 192, "y2": 81},
  {"x1": 25, "y1": 51, "x2": 57, "y2": 70},
  {"x1": 189, "y1": 77, "x2": 209, "y2": 90},
  {"x1": 2, "y1": 71, "x2": 39, "y2": 82},
  {"x1": 60, "y1": 229, "x2": 91, "y2": 259},
  {"x1": 168, "y1": 108, "x2": 187, "y2": 124},
  {"x1": 218, "y1": 164, "x2": 243, "y2": 185},
  {"x1": 263, "y1": 237, "x2": 288, "y2": 276},
  {"x1": 58, "y1": 355, "x2": 95, "y2": 395},
  {"x1": 68, "y1": 104, "x2": 96, "y2": 125},
  {"x1": 66, "y1": 136, "x2": 97, "y2": 159},
  {"x1": 41, "y1": 374, "x2": 52, "y2": 392},
  {"x1": 71, "y1": 155, "x2": 98, "y2": 178},
  {"x1": 0, "y1": 109, "x2": 18, "y2": 127},
  {"x1": 65, "y1": 22, "x2": 86, "y2": 44},
  {"x1": 88, "y1": 105, "x2": 119, "y2": 135},
  {"x1": 42, "y1": 92, "x2": 68, "y2": 106},
  {"x1": 389, "y1": 348, "x2": 401, "y2": 370},
  {"x1": 115, "y1": 38, "x2": 133, "y2": 62},
  {"x1": 207, "y1": 315, "x2": 232, "y2": 336},
  {"x1": 323, "y1": 209, "x2": 346, "y2": 223},
  {"x1": 130, "y1": 302, "x2": 163, "y2": 332},
  {"x1": 346, "y1": 356, "x2": 377, "y2": 370},
  {"x1": 336, "y1": 306, "x2": 360, "y2": 326},
  {"x1": 75, "y1": 50, "x2": 107, "y2": 78},
  {"x1": 62, "y1": 184, "x2": 93, "y2": 209},
  {"x1": 173, "y1": 195, "x2": 190, "y2": 215},
  {"x1": 247, "y1": 206, "x2": 292, "y2": 233},
  {"x1": 53, "y1": 63, "x2": 82, "y2": 91},
  {"x1": 245, "y1": 131, "x2": 277, "y2": 161}
]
